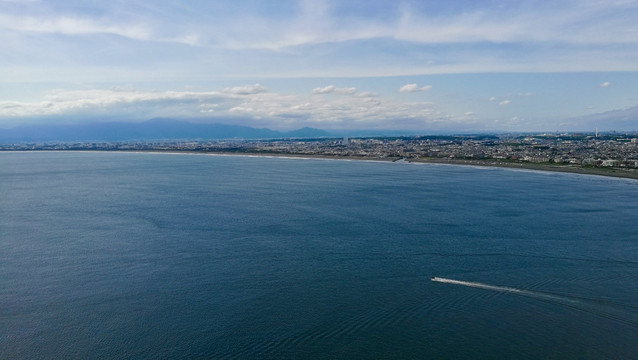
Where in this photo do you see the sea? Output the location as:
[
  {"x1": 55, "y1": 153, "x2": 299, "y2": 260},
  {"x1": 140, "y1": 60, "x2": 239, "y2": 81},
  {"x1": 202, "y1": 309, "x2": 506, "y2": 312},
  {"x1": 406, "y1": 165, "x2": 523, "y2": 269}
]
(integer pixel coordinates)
[{"x1": 1, "y1": 151, "x2": 637, "y2": 359}]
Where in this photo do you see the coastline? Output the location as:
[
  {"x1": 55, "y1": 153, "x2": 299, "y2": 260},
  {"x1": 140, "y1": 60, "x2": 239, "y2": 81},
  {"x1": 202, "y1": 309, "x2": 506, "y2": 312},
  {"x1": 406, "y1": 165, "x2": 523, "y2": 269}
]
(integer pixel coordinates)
[
  {"x1": 139, "y1": 150, "x2": 638, "y2": 181},
  {"x1": 4, "y1": 149, "x2": 638, "y2": 181},
  {"x1": 407, "y1": 157, "x2": 638, "y2": 180}
]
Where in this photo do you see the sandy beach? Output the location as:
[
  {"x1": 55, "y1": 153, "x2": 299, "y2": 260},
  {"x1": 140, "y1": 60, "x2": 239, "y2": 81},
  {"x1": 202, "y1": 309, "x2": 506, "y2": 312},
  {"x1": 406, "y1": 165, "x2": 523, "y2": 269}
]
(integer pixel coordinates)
[
  {"x1": 129, "y1": 149, "x2": 638, "y2": 181},
  {"x1": 407, "y1": 157, "x2": 638, "y2": 180}
]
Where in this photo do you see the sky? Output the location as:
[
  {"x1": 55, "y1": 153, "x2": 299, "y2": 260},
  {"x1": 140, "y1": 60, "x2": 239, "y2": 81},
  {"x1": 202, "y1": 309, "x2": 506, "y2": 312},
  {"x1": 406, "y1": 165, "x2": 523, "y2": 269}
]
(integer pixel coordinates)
[{"x1": 1, "y1": 0, "x2": 638, "y2": 133}]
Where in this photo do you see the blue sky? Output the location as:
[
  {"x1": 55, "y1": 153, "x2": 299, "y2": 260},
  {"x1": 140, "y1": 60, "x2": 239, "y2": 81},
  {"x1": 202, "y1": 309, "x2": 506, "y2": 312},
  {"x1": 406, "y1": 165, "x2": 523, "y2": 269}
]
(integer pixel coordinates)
[{"x1": 1, "y1": 0, "x2": 637, "y2": 132}]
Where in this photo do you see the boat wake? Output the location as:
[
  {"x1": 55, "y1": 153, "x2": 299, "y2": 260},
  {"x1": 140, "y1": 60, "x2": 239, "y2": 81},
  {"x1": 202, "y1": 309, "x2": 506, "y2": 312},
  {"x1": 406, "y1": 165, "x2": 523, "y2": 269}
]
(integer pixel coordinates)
[
  {"x1": 431, "y1": 277, "x2": 638, "y2": 327},
  {"x1": 430, "y1": 277, "x2": 577, "y2": 304}
]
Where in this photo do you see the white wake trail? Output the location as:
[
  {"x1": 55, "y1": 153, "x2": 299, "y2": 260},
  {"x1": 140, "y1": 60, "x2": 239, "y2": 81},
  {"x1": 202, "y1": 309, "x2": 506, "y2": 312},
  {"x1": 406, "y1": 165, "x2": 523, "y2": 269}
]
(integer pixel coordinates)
[
  {"x1": 430, "y1": 276, "x2": 638, "y2": 327},
  {"x1": 431, "y1": 277, "x2": 579, "y2": 304}
]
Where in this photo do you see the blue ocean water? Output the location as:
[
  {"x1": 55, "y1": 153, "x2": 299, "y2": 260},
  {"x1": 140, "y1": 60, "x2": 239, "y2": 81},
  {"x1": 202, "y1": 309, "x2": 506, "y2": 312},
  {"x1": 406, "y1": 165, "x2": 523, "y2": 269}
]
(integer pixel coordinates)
[{"x1": 1, "y1": 151, "x2": 637, "y2": 359}]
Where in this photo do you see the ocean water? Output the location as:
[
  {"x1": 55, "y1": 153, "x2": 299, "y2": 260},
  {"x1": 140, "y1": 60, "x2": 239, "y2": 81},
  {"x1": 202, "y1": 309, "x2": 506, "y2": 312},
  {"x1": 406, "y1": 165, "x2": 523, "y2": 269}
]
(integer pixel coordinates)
[{"x1": 1, "y1": 151, "x2": 637, "y2": 359}]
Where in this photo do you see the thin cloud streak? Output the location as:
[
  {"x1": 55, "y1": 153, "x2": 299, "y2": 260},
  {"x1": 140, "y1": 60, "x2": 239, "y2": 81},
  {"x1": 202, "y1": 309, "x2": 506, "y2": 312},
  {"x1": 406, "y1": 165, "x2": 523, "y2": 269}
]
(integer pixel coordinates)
[
  {"x1": 207, "y1": 1, "x2": 638, "y2": 50},
  {"x1": 0, "y1": 13, "x2": 198, "y2": 45},
  {"x1": 3, "y1": 1, "x2": 638, "y2": 48}
]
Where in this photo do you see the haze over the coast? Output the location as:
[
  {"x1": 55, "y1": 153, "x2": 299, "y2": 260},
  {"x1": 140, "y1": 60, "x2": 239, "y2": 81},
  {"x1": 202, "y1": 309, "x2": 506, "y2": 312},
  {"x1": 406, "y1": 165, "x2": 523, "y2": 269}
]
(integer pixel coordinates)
[{"x1": 1, "y1": 0, "x2": 637, "y2": 133}]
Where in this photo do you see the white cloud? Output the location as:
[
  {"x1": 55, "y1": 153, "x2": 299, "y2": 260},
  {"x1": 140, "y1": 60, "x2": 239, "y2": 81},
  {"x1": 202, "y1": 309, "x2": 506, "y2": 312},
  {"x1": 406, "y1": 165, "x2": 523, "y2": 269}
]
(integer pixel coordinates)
[
  {"x1": 0, "y1": 13, "x2": 199, "y2": 45},
  {"x1": 499, "y1": 100, "x2": 511, "y2": 105},
  {"x1": 356, "y1": 92, "x2": 380, "y2": 98},
  {"x1": 398, "y1": 84, "x2": 432, "y2": 93},
  {"x1": 600, "y1": 81, "x2": 611, "y2": 87},
  {"x1": 312, "y1": 85, "x2": 356, "y2": 95},
  {"x1": 1, "y1": 14, "x2": 150, "y2": 40},
  {"x1": 0, "y1": 86, "x2": 455, "y2": 130},
  {"x1": 200, "y1": 1, "x2": 638, "y2": 52},
  {"x1": 223, "y1": 84, "x2": 267, "y2": 95},
  {"x1": 2, "y1": 1, "x2": 638, "y2": 82},
  {"x1": 2, "y1": 0, "x2": 638, "y2": 83},
  {"x1": 489, "y1": 97, "x2": 497, "y2": 101},
  {"x1": 199, "y1": 103, "x2": 219, "y2": 113},
  {"x1": 335, "y1": 87, "x2": 356, "y2": 95},
  {"x1": 0, "y1": 89, "x2": 229, "y2": 119},
  {"x1": 312, "y1": 85, "x2": 335, "y2": 94},
  {"x1": 224, "y1": 1, "x2": 638, "y2": 52}
]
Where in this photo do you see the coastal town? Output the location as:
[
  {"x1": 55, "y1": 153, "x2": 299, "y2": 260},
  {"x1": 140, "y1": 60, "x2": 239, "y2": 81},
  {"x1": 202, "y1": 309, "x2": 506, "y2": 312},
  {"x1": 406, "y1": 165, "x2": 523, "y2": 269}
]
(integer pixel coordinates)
[{"x1": 3, "y1": 132, "x2": 638, "y2": 177}]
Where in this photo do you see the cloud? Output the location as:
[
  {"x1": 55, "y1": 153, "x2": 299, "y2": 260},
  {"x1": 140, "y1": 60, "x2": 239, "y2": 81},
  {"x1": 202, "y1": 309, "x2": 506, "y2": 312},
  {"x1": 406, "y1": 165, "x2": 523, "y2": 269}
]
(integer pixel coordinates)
[
  {"x1": 243, "y1": 1, "x2": 638, "y2": 52},
  {"x1": 2, "y1": 0, "x2": 638, "y2": 83},
  {"x1": 398, "y1": 84, "x2": 432, "y2": 93},
  {"x1": 356, "y1": 92, "x2": 380, "y2": 98},
  {"x1": 0, "y1": 12, "x2": 199, "y2": 46},
  {"x1": 2, "y1": 1, "x2": 638, "y2": 82},
  {"x1": 312, "y1": 85, "x2": 335, "y2": 94},
  {"x1": 0, "y1": 14, "x2": 150, "y2": 39},
  {"x1": 223, "y1": 84, "x2": 267, "y2": 95},
  {"x1": 199, "y1": 103, "x2": 219, "y2": 113},
  {"x1": 599, "y1": 81, "x2": 611, "y2": 87},
  {"x1": 0, "y1": 88, "x2": 244, "y2": 121},
  {"x1": 335, "y1": 87, "x2": 356, "y2": 95},
  {"x1": 312, "y1": 85, "x2": 356, "y2": 95},
  {"x1": 490, "y1": 96, "x2": 512, "y2": 104},
  {"x1": 200, "y1": 1, "x2": 638, "y2": 51},
  {"x1": 0, "y1": 86, "x2": 453, "y2": 131}
]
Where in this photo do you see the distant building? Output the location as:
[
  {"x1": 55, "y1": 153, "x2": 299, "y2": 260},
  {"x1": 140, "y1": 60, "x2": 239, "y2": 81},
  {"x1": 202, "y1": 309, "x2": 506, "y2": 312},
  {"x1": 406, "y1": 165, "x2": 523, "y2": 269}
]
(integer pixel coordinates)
[
  {"x1": 601, "y1": 160, "x2": 620, "y2": 167},
  {"x1": 523, "y1": 156, "x2": 550, "y2": 163}
]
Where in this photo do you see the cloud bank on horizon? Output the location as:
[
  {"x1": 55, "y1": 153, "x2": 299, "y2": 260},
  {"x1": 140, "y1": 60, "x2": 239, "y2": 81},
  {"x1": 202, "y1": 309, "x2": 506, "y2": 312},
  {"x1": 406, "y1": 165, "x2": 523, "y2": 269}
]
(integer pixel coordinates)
[{"x1": 1, "y1": 0, "x2": 637, "y2": 132}]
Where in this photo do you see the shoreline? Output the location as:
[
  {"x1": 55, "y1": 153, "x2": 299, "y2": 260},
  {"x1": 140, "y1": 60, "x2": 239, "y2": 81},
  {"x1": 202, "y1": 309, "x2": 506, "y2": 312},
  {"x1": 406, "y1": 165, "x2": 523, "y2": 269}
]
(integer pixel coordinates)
[
  {"x1": 406, "y1": 157, "x2": 638, "y2": 180},
  {"x1": 116, "y1": 150, "x2": 638, "y2": 180},
  {"x1": 3, "y1": 149, "x2": 638, "y2": 181}
]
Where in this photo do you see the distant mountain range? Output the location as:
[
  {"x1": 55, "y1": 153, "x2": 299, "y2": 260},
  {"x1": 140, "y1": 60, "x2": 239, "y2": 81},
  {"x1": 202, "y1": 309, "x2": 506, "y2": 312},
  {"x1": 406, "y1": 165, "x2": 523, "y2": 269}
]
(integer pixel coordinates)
[
  {"x1": 570, "y1": 105, "x2": 638, "y2": 131},
  {"x1": 0, "y1": 118, "x2": 333, "y2": 143}
]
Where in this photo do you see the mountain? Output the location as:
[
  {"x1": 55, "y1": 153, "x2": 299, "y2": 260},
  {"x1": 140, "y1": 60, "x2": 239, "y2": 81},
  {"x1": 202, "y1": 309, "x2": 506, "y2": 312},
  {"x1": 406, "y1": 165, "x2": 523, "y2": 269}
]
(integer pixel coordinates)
[
  {"x1": 281, "y1": 127, "x2": 332, "y2": 138},
  {"x1": 0, "y1": 119, "x2": 332, "y2": 143},
  {"x1": 566, "y1": 106, "x2": 638, "y2": 131}
]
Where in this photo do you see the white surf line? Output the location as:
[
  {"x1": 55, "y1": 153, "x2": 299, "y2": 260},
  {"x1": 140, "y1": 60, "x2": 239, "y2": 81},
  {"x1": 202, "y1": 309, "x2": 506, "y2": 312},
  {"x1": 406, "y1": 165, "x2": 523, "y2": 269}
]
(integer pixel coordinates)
[{"x1": 431, "y1": 277, "x2": 579, "y2": 304}]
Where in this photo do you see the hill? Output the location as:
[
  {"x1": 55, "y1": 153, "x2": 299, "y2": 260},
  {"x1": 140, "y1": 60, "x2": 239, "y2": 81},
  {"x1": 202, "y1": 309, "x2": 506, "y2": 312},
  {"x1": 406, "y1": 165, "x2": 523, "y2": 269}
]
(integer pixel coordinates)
[{"x1": 0, "y1": 119, "x2": 332, "y2": 143}]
